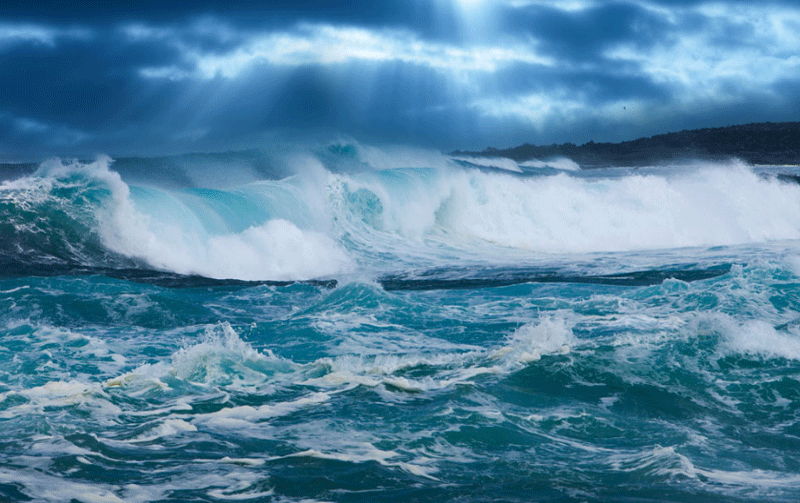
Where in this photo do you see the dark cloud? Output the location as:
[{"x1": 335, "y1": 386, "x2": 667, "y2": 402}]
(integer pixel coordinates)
[
  {"x1": 0, "y1": 30, "x2": 185, "y2": 125},
  {"x1": 2, "y1": 1, "x2": 460, "y2": 40},
  {"x1": 483, "y1": 62, "x2": 670, "y2": 103},
  {"x1": 1, "y1": 1, "x2": 799, "y2": 160},
  {"x1": 499, "y1": 2, "x2": 670, "y2": 62}
]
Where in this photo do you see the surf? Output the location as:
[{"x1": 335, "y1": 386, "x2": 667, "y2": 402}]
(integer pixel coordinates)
[{"x1": 3, "y1": 143, "x2": 800, "y2": 284}]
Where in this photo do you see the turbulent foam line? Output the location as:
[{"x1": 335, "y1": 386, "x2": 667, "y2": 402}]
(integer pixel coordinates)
[{"x1": 379, "y1": 264, "x2": 732, "y2": 291}]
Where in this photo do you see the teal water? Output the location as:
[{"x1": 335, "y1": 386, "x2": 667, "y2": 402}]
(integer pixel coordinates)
[{"x1": 2, "y1": 147, "x2": 800, "y2": 502}]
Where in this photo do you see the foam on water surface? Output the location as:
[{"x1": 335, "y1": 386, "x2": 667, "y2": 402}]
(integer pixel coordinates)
[{"x1": 3, "y1": 149, "x2": 800, "y2": 502}]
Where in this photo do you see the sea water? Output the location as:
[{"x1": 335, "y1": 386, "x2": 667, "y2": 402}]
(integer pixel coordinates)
[{"x1": 1, "y1": 142, "x2": 800, "y2": 502}]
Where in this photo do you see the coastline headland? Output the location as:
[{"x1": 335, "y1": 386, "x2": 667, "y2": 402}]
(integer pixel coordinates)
[{"x1": 454, "y1": 122, "x2": 800, "y2": 168}]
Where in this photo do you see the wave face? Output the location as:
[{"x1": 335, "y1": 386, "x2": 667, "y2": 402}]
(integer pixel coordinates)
[
  {"x1": 3, "y1": 142, "x2": 800, "y2": 502},
  {"x1": 3, "y1": 147, "x2": 800, "y2": 281}
]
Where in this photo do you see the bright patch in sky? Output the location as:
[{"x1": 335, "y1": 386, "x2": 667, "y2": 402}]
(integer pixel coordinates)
[
  {"x1": 133, "y1": 23, "x2": 553, "y2": 80},
  {"x1": 0, "y1": 23, "x2": 92, "y2": 46},
  {"x1": 455, "y1": 0, "x2": 487, "y2": 10}
]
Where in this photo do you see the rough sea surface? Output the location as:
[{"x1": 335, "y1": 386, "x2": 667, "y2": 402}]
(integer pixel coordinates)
[{"x1": 2, "y1": 143, "x2": 800, "y2": 502}]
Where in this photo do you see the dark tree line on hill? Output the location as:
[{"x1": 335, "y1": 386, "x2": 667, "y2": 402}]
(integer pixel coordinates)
[{"x1": 455, "y1": 122, "x2": 800, "y2": 167}]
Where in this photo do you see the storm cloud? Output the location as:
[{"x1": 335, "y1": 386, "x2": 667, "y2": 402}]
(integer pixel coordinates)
[{"x1": 2, "y1": 0, "x2": 799, "y2": 160}]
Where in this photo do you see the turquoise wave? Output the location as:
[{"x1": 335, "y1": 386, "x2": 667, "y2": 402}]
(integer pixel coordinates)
[{"x1": 4, "y1": 148, "x2": 800, "y2": 285}]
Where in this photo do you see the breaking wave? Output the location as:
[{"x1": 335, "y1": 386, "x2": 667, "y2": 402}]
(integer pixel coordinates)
[{"x1": 3, "y1": 144, "x2": 800, "y2": 281}]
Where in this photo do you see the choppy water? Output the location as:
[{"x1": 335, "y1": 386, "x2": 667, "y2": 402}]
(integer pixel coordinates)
[{"x1": 2, "y1": 143, "x2": 800, "y2": 502}]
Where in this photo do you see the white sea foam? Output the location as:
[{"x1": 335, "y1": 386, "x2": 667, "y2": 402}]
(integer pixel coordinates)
[
  {"x1": 299, "y1": 312, "x2": 577, "y2": 397},
  {"x1": 784, "y1": 254, "x2": 800, "y2": 277},
  {"x1": 99, "y1": 323, "x2": 295, "y2": 405},
  {"x1": 0, "y1": 463, "x2": 277, "y2": 503},
  {"x1": 430, "y1": 162, "x2": 800, "y2": 253},
  {"x1": 716, "y1": 315, "x2": 800, "y2": 360},
  {"x1": 101, "y1": 178, "x2": 354, "y2": 281},
  {"x1": 126, "y1": 418, "x2": 198, "y2": 443},
  {"x1": 196, "y1": 392, "x2": 330, "y2": 427},
  {"x1": 323, "y1": 160, "x2": 800, "y2": 269},
  {"x1": 359, "y1": 143, "x2": 454, "y2": 171},
  {"x1": 520, "y1": 157, "x2": 581, "y2": 171},
  {"x1": 0, "y1": 468, "x2": 133, "y2": 503},
  {"x1": 608, "y1": 445, "x2": 800, "y2": 494},
  {"x1": 170, "y1": 322, "x2": 295, "y2": 387},
  {"x1": 21, "y1": 156, "x2": 355, "y2": 281},
  {"x1": 451, "y1": 155, "x2": 523, "y2": 172},
  {"x1": 289, "y1": 444, "x2": 439, "y2": 479},
  {"x1": 0, "y1": 380, "x2": 123, "y2": 423},
  {"x1": 492, "y1": 315, "x2": 574, "y2": 365},
  {"x1": 608, "y1": 445, "x2": 698, "y2": 479},
  {"x1": 17, "y1": 155, "x2": 800, "y2": 280},
  {"x1": 452, "y1": 155, "x2": 581, "y2": 173}
]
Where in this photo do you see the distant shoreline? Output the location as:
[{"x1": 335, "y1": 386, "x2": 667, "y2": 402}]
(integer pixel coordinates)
[
  {"x1": 453, "y1": 122, "x2": 800, "y2": 168},
  {"x1": 3, "y1": 122, "x2": 800, "y2": 174}
]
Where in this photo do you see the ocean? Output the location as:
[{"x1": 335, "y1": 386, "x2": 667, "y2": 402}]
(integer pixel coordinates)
[{"x1": 2, "y1": 142, "x2": 800, "y2": 502}]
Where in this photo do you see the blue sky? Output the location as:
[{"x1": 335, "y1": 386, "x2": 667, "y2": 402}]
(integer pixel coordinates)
[{"x1": 2, "y1": 0, "x2": 799, "y2": 160}]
